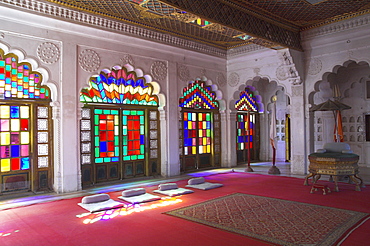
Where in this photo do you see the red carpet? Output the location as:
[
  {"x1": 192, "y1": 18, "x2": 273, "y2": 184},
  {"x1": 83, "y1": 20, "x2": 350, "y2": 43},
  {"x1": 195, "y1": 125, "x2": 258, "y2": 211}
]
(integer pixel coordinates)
[
  {"x1": 0, "y1": 172, "x2": 369, "y2": 246},
  {"x1": 165, "y1": 193, "x2": 369, "y2": 246}
]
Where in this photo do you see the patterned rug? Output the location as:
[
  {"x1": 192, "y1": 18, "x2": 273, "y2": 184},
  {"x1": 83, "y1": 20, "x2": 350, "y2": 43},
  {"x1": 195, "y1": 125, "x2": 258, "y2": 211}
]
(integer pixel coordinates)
[{"x1": 165, "y1": 193, "x2": 369, "y2": 246}]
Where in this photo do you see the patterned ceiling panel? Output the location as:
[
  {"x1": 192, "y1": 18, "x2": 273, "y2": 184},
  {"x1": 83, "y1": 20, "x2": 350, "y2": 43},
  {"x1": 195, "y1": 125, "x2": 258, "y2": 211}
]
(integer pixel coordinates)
[{"x1": 43, "y1": 0, "x2": 370, "y2": 51}]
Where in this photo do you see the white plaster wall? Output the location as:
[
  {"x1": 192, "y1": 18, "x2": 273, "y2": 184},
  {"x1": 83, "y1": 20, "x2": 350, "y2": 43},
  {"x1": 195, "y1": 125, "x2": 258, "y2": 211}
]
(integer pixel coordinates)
[
  {"x1": 0, "y1": 5, "x2": 226, "y2": 192},
  {"x1": 302, "y1": 13, "x2": 370, "y2": 167}
]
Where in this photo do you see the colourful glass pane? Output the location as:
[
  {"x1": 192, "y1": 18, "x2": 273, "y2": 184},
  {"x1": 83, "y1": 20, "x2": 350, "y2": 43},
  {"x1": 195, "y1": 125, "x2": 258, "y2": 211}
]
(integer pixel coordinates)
[
  {"x1": 235, "y1": 86, "x2": 259, "y2": 112},
  {"x1": 0, "y1": 105, "x2": 30, "y2": 172},
  {"x1": 122, "y1": 110, "x2": 145, "y2": 161},
  {"x1": 179, "y1": 80, "x2": 219, "y2": 109},
  {"x1": 0, "y1": 54, "x2": 50, "y2": 99},
  {"x1": 236, "y1": 113, "x2": 255, "y2": 150},
  {"x1": 93, "y1": 109, "x2": 119, "y2": 163},
  {"x1": 80, "y1": 67, "x2": 158, "y2": 106}
]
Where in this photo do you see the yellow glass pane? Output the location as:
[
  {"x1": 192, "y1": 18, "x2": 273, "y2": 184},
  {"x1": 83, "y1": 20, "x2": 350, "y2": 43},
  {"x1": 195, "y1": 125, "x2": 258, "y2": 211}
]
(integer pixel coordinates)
[
  {"x1": 20, "y1": 106, "x2": 29, "y2": 118},
  {"x1": 0, "y1": 105, "x2": 10, "y2": 118},
  {"x1": 20, "y1": 132, "x2": 30, "y2": 144},
  {"x1": 207, "y1": 145, "x2": 211, "y2": 153},
  {"x1": 192, "y1": 146, "x2": 196, "y2": 154},
  {"x1": 198, "y1": 129, "x2": 202, "y2": 137},
  {"x1": 198, "y1": 113, "x2": 202, "y2": 121},
  {"x1": 0, "y1": 132, "x2": 10, "y2": 145},
  {"x1": 188, "y1": 121, "x2": 192, "y2": 129},
  {"x1": 1, "y1": 159, "x2": 10, "y2": 172},
  {"x1": 203, "y1": 138, "x2": 207, "y2": 145},
  {"x1": 11, "y1": 119, "x2": 20, "y2": 131},
  {"x1": 203, "y1": 121, "x2": 206, "y2": 129}
]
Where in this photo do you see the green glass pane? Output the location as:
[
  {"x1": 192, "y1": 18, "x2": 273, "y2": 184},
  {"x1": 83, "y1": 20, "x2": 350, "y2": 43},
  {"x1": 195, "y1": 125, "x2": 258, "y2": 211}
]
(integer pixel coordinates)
[
  {"x1": 122, "y1": 110, "x2": 130, "y2": 115},
  {"x1": 94, "y1": 137, "x2": 99, "y2": 146},
  {"x1": 95, "y1": 109, "x2": 102, "y2": 114},
  {"x1": 122, "y1": 116, "x2": 127, "y2": 125},
  {"x1": 114, "y1": 136, "x2": 119, "y2": 145},
  {"x1": 140, "y1": 145, "x2": 144, "y2": 153},
  {"x1": 140, "y1": 125, "x2": 144, "y2": 134},
  {"x1": 206, "y1": 113, "x2": 211, "y2": 121},
  {"x1": 104, "y1": 157, "x2": 110, "y2": 162},
  {"x1": 115, "y1": 147, "x2": 119, "y2": 156},
  {"x1": 138, "y1": 155, "x2": 144, "y2": 159},
  {"x1": 112, "y1": 110, "x2": 119, "y2": 115},
  {"x1": 95, "y1": 126, "x2": 99, "y2": 135},
  {"x1": 103, "y1": 109, "x2": 110, "y2": 114},
  {"x1": 131, "y1": 155, "x2": 137, "y2": 160},
  {"x1": 95, "y1": 158, "x2": 103, "y2": 163},
  {"x1": 123, "y1": 146, "x2": 127, "y2": 155},
  {"x1": 94, "y1": 115, "x2": 99, "y2": 124},
  {"x1": 95, "y1": 147, "x2": 100, "y2": 156},
  {"x1": 138, "y1": 111, "x2": 144, "y2": 115},
  {"x1": 123, "y1": 126, "x2": 127, "y2": 135},
  {"x1": 140, "y1": 116, "x2": 144, "y2": 124},
  {"x1": 123, "y1": 156, "x2": 130, "y2": 161}
]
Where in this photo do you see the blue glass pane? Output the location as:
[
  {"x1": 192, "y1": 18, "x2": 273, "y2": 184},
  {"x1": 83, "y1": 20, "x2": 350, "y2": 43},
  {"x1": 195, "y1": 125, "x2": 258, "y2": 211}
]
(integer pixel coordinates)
[
  {"x1": 111, "y1": 157, "x2": 119, "y2": 162},
  {"x1": 21, "y1": 157, "x2": 30, "y2": 169},
  {"x1": 100, "y1": 142, "x2": 107, "y2": 152},
  {"x1": 184, "y1": 130, "x2": 188, "y2": 138},
  {"x1": 10, "y1": 106, "x2": 20, "y2": 118},
  {"x1": 184, "y1": 121, "x2": 188, "y2": 129},
  {"x1": 140, "y1": 135, "x2": 145, "y2": 144},
  {"x1": 11, "y1": 145, "x2": 20, "y2": 157}
]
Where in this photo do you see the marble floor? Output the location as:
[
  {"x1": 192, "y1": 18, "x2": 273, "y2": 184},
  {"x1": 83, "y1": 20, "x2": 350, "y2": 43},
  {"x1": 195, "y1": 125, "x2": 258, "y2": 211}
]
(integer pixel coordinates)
[{"x1": 0, "y1": 161, "x2": 369, "y2": 211}]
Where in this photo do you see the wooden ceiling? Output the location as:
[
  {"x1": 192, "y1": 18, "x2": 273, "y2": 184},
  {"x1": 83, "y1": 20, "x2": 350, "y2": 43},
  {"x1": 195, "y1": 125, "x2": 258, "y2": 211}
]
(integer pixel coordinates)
[{"x1": 45, "y1": 0, "x2": 370, "y2": 51}]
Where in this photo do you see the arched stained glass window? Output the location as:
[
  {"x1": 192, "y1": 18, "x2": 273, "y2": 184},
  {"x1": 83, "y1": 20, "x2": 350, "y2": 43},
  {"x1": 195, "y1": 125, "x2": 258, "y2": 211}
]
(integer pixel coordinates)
[
  {"x1": 80, "y1": 66, "x2": 160, "y2": 186},
  {"x1": 0, "y1": 49, "x2": 53, "y2": 194},
  {"x1": 235, "y1": 86, "x2": 260, "y2": 163},
  {"x1": 179, "y1": 79, "x2": 221, "y2": 172}
]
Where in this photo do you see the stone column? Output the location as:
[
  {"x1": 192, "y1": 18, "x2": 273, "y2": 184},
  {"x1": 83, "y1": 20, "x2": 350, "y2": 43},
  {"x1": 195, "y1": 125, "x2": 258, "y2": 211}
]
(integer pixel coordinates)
[
  {"x1": 290, "y1": 85, "x2": 307, "y2": 175},
  {"x1": 221, "y1": 110, "x2": 236, "y2": 168}
]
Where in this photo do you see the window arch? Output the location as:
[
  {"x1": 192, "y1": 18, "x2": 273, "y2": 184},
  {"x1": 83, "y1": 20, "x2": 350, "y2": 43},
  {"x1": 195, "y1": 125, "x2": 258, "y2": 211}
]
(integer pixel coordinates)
[
  {"x1": 80, "y1": 65, "x2": 160, "y2": 186},
  {"x1": 235, "y1": 86, "x2": 261, "y2": 164},
  {"x1": 179, "y1": 79, "x2": 221, "y2": 172},
  {"x1": 0, "y1": 48, "x2": 53, "y2": 194}
]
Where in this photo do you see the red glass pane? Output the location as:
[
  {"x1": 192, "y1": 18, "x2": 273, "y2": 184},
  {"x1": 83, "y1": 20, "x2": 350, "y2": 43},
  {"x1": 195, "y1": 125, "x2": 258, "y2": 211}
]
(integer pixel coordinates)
[
  {"x1": 183, "y1": 113, "x2": 188, "y2": 121},
  {"x1": 133, "y1": 131, "x2": 139, "y2": 139},
  {"x1": 99, "y1": 115, "x2": 107, "y2": 120},
  {"x1": 108, "y1": 142, "x2": 114, "y2": 151},
  {"x1": 134, "y1": 121, "x2": 140, "y2": 129},
  {"x1": 20, "y1": 119, "x2": 29, "y2": 131},
  {"x1": 107, "y1": 152, "x2": 115, "y2": 157},
  {"x1": 198, "y1": 122, "x2": 203, "y2": 129},
  {"x1": 100, "y1": 152, "x2": 107, "y2": 157},
  {"x1": 11, "y1": 158, "x2": 20, "y2": 170},
  {"x1": 107, "y1": 131, "x2": 114, "y2": 140},
  {"x1": 99, "y1": 131, "x2": 106, "y2": 141},
  {"x1": 99, "y1": 120, "x2": 107, "y2": 130},
  {"x1": 107, "y1": 120, "x2": 114, "y2": 130}
]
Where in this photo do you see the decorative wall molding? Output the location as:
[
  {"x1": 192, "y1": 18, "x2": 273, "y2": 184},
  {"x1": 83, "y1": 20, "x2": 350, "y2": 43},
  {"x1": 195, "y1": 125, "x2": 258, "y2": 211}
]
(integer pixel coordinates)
[
  {"x1": 78, "y1": 49, "x2": 100, "y2": 72},
  {"x1": 302, "y1": 14, "x2": 370, "y2": 40},
  {"x1": 277, "y1": 51, "x2": 302, "y2": 85},
  {"x1": 228, "y1": 72, "x2": 240, "y2": 87},
  {"x1": 0, "y1": 0, "x2": 226, "y2": 58},
  {"x1": 37, "y1": 42, "x2": 60, "y2": 64},
  {"x1": 178, "y1": 64, "x2": 190, "y2": 82},
  {"x1": 227, "y1": 44, "x2": 266, "y2": 57},
  {"x1": 151, "y1": 61, "x2": 167, "y2": 82}
]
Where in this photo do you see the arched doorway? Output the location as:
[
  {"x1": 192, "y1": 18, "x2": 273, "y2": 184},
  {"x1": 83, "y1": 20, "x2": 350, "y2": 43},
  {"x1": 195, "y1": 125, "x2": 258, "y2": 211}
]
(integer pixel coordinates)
[
  {"x1": 0, "y1": 49, "x2": 53, "y2": 194},
  {"x1": 235, "y1": 86, "x2": 261, "y2": 164},
  {"x1": 79, "y1": 65, "x2": 161, "y2": 186},
  {"x1": 179, "y1": 79, "x2": 221, "y2": 172}
]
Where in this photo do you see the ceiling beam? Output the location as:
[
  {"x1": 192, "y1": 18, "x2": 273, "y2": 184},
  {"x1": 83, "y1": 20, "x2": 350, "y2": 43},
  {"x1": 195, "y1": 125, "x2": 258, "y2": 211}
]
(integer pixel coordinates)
[{"x1": 159, "y1": 0, "x2": 303, "y2": 51}]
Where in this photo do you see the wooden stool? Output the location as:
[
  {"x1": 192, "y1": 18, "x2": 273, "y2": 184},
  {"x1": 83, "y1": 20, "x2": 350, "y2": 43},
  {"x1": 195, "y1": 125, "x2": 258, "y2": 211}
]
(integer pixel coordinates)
[{"x1": 310, "y1": 184, "x2": 331, "y2": 195}]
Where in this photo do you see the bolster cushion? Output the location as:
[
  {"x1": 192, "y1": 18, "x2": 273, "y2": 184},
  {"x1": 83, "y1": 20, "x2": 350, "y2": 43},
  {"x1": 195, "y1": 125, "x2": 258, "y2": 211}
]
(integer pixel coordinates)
[
  {"x1": 158, "y1": 183, "x2": 178, "y2": 191},
  {"x1": 188, "y1": 177, "x2": 205, "y2": 185},
  {"x1": 122, "y1": 188, "x2": 146, "y2": 197},
  {"x1": 81, "y1": 193, "x2": 110, "y2": 204}
]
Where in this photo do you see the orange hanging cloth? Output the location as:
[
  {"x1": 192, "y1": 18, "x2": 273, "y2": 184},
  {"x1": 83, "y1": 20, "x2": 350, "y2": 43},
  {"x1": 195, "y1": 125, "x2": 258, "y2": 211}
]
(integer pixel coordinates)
[{"x1": 334, "y1": 110, "x2": 344, "y2": 142}]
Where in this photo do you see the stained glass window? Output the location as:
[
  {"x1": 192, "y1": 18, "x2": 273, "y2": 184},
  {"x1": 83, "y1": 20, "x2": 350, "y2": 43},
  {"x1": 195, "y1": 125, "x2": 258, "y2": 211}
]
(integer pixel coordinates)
[
  {"x1": 0, "y1": 55, "x2": 50, "y2": 99},
  {"x1": 80, "y1": 67, "x2": 158, "y2": 106},
  {"x1": 236, "y1": 113, "x2": 255, "y2": 150},
  {"x1": 183, "y1": 112, "x2": 212, "y2": 155},
  {"x1": 122, "y1": 110, "x2": 145, "y2": 161},
  {"x1": 93, "y1": 108, "x2": 120, "y2": 163},
  {"x1": 179, "y1": 80, "x2": 219, "y2": 110},
  {"x1": 0, "y1": 105, "x2": 30, "y2": 172}
]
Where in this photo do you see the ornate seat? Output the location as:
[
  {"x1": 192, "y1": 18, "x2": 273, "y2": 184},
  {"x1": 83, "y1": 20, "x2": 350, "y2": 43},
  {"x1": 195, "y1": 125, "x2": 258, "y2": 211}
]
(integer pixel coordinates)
[{"x1": 304, "y1": 142, "x2": 363, "y2": 192}]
